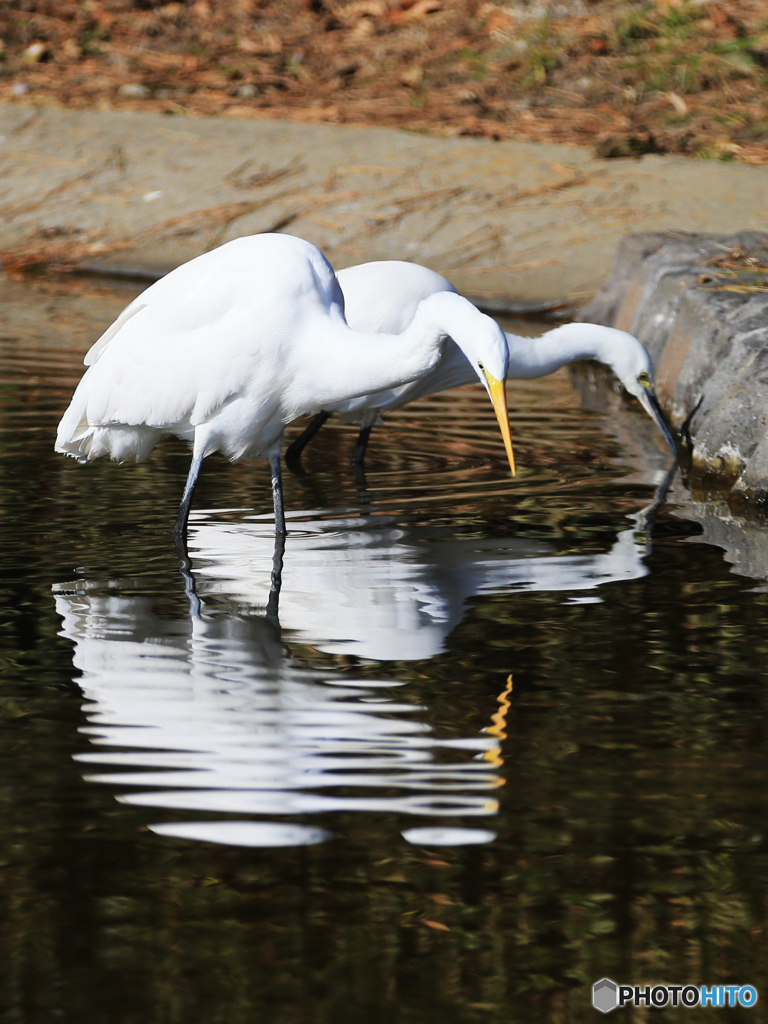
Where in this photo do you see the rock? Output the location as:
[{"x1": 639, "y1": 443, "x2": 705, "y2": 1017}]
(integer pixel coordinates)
[
  {"x1": 118, "y1": 83, "x2": 151, "y2": 99},
  {"x1": 578, "y1": 230, "x2": 768, "y2": 506}
]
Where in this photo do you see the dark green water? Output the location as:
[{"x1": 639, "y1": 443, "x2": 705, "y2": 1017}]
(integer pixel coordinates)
[{"x1": 1, "y1": 275, "x2": 768, "y2": 1022}]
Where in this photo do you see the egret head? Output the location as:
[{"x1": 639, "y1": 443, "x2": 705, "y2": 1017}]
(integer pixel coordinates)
[
  {"x1": 598, "y1": 327, "x2": 679, "y2": 460},
  {"x1": 425, "y1": 292, "x2": 515, "y2": 475}
]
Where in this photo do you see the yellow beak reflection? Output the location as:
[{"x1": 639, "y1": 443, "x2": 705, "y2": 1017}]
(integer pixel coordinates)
[{"x1": 485, "y1": 373, "x2": 516, "y2": 477}]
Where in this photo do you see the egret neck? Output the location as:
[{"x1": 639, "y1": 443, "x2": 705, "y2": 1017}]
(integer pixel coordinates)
[
  {"x1": 504, "y1": 323, "x2": 677, "y2": 458},
  {"x1": 288, "y1": 291, "x2": 516, "y2": 476}
]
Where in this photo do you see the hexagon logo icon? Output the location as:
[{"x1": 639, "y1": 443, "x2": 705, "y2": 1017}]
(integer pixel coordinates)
[{"x1": 593, "y1": 978, "x2": 618, "y2": 1013}]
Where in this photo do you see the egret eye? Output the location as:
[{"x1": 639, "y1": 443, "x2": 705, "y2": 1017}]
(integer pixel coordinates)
[{"x1": 638, "y1": 371, "x2": 651, "y2": 388}]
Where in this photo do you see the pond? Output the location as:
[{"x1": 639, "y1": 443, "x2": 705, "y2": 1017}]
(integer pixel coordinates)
[{"x1": 1, "y1": 273, "x2": 768, "y2": 1023}]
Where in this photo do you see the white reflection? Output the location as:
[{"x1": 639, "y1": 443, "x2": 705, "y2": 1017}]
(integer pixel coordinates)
[
  {"x1": 402, "y1": 827, "x2": 498, "y2": 847},
  {"x1": 187, "y1": 512, "x2": 653, "y2": 661},
  {"x1": 54, "y1": 581, "x2": 503, "y2": 847},
  {"x1": 149, "y1": 821, "x2": 332, "y2": 847},
  {"x1": 54, "y1": 491, "x2": 667, "y2": 849}
]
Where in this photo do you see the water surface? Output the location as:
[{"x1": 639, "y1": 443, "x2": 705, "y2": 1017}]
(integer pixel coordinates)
[{"x1": 1, "y1": 274, "x2": 768, "y2": 1022}]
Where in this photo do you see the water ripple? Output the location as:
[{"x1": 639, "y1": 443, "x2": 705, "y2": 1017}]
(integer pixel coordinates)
[{"x1": 54, "y1": 507, "x2": 652, "y2": 848}]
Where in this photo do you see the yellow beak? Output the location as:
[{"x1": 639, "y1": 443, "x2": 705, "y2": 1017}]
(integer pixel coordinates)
[{"x1": 485, "y1": 373, "x2": 516, "y2": 476}]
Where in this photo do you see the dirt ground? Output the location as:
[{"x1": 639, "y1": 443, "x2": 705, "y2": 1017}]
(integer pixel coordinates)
[{"x1": 1, "y1": 0, "x2": 767, "y2": 166}]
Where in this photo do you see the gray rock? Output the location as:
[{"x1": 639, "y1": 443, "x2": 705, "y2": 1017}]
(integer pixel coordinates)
[
  {"x1": 578, "y1": 231, "x2": 768, "y2": 506},
  {"x1": 117, "y1": 83, "x2": 151, "y2": 99}
]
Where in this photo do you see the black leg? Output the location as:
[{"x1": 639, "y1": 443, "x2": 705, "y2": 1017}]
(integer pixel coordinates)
[
  {"x1": 285, "y1": 411, "x2": 330, "y2": 462},
  {"x1": 353, "y1": 424, "x2": 373, "y2": 467},
  {"x1": 635, "y1": 461, "x2": 678, "y2": 543},
  {"x1": 173, "y1": 449, "x2": 204, "y2": 540},
  {"x1": 354, "y1": 459, "x2": 369, "y2": 493},
  {"x1": 266, "y1": 531, "x2": 285, "y2": 620},
  {"x1": 269, "y1": 451, "x2": 287, "y2": 535},
  {"x1": 681, "y1": 394, "x2": 703, "y2": 452},
  {"x1": 174, "y1": 530, "x2": 203, "y2": 620}
]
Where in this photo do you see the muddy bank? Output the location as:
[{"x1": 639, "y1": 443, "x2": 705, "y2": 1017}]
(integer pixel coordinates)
[
  {"x1": 578, "y1": 231, "x2": 768, "y2": 506},
  {"x1": 1, "y1": 105, "x2": 767, "y2": 308}
]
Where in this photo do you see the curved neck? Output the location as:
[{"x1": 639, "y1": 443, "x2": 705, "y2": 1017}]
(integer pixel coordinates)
[
  {"x1": 506, "y1": 323, "x2": 617, "y2": 380},
  {"x1": 292, "y1": 298, "x2": 449, "y2": 412}
]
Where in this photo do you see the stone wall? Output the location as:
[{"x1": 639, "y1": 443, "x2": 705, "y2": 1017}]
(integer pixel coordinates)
[{"x1": 578, "y1": 231, "x2": 768, "y2": 506}]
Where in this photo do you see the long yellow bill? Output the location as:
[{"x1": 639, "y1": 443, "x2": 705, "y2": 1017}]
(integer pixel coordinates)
[{"x1": 486, "y1": 373, "x2": 516, "y2": 476}]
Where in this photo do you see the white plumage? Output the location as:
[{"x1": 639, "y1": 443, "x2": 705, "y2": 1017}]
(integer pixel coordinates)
[
  {"x1": 56, "y1": 234, "x2": 515, "y2": 537},
  {"x1": 286, "y1": 259, "x2": 678, "y2": 463}
]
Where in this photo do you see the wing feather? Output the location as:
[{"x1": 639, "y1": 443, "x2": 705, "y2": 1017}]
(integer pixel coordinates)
[{"x1": 58, "y1": 233, "x2": 343, "y2": 460}]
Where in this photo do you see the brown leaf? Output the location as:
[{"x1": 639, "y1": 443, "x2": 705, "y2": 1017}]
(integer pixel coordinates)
[
  {"x1": 587, "y1": 37, "x2": 609, "y2": 55},
  {"x1": 388, "y1": 0, "x2": 442, "y2": 24},
  {"x1": 666, "y1": 91, "x2": 688, "y2": 116},
  {"x1": 400, "y1": 66, "x2": 423, "y2": 87},
  {"x1": 429, "y1": 893, "x2": 454, "y2": 905},
  {"x1": 422, "y1": 919, "x2": 451, "y2": 931},
  {"x1": 135, "y1": 52, "x2": 185, "y2": 71}
]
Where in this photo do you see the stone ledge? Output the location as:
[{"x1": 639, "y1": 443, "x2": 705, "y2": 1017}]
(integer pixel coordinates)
[
  {"x1": 1, "y1": 105, "x2": 767, "y2": 307},
  {"x1": 578, "y1": 231, "x2": 768, "y2": 506}
]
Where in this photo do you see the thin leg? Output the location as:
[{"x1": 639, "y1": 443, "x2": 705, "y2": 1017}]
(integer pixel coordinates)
[
  {"x1": 354, "y1": 459, "x2": 369, "y2": 494},
  {"x1": 174, "y1": 530, "x2": 203, "y2": 620},
  {"x1": 285, "y1": 411, "x2": 330, "y2": 462},
  {"x1": 269, "y1": 451, "x2": 287, "y2": 535},
  {"x1": 266, "y1": 531, "x2": 285, "y2": 620},
  {"x1": 353, "y1": 424, "x2": 373, "y2": 467},
  {"x1": 681, "y1": 394, "x2": 703, "y2": 452},
  {"x1": 173, "y1": 449, "x2": 204, "y2": 540}
]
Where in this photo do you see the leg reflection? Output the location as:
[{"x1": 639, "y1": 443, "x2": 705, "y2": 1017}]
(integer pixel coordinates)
[
  {"x1": 633, "y1": 461, "x2": 678, "y2": 545},
  {"x1": 175, "y1": 530, "x2": 202, "y2": 620},
  {"x1": 176, "y1": 526, "x2": 285, "y2": 623}
]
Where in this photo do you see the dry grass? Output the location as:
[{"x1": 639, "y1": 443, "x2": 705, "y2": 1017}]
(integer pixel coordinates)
[
  {"x1": 698, "y1": 241, "x2": 768, "y2": 293},
  {"x1": 0, "y1": 1, "x2": 766, "y2": 164}
]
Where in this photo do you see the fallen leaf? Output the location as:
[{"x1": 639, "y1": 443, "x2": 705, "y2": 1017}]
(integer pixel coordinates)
[
  {"x1": 22, "y1": 42, "x2": 47, "y2": 64},
  {"x1": 666, "y1": 91, "x2": 688, "y2": 116},
  {"x1": 587, "y1": 37, "x2": 609, "y2": 54},
  {"x1": 429, "y1": 893, "x2": 454, "y2": 905},
  {"x1": 400, "y1": 66, "x2": 424, "y2": 87},
  {"x1": 388, "y1": 0, "x2": 442, "y2": 24}
]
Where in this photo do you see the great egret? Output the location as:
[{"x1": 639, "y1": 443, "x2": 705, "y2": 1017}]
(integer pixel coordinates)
[
  {"x1": 285, "y1": 260, "x2": 678, "y2": 465},
  {"x1": 56, "y1": 235, "x2": 515, "y2": 538}
]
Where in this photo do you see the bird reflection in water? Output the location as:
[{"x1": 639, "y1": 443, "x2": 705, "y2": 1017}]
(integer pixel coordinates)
[
  {"x1": 54, "y1": 570, "x2": 503, "y2": 849},
  {"x1": 54, "y1": 468, "x2": 675, "y2": 849}
]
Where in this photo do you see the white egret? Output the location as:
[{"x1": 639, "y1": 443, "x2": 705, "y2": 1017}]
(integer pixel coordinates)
[
  {"x1": 56, "y1": 235, "x2": 515, "y2": 538},
  {"x1": 285, "y1": 260, "x2": 678, "y2": 465}
]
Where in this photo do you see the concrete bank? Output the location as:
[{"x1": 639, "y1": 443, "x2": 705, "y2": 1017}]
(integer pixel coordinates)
[
  {"x1": 579, "y1": 231, "x2": 768, "y2": 505},
  {"x1": 1, "y1": 104, "x2": 766, "y2": 307}
]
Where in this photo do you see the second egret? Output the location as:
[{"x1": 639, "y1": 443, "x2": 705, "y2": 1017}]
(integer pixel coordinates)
[{"x1": 285, "y1": 260, "x2": 678, "y2": 465}]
